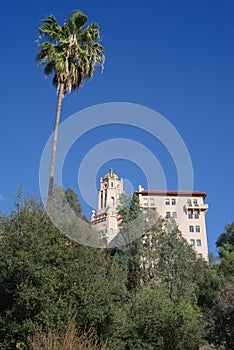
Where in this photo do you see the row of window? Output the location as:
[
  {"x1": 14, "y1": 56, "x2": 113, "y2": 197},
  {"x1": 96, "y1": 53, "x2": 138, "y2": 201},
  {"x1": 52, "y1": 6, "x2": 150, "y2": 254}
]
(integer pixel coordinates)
[
  {"x1": 166, "y1": 198, "x2": 198, "y2": 205},
  {"x1": 143, "y1": 198, "x2": 155, "y2": 205},
  {"x1": 143, "y1": 198, "x2": 178, "y2": 206},
  {"x1": 166, "y1": 211, "x2": 177, "y2": 218},
  {"x1": 165, "y1": 198, "x2": 176, "y2": 205},
  {"x1": 189, "y1": 225, "x2": 200, "y2": 233},
  {"x1": 187, "y1": 199, "x2": 198, "y2": 205},
  {"x1": 99, "y1": 228, "x2": 114, "y2": 236},
  {"x1": 190, "y1": 239, "x2": 202, "y2": 246},
  {"x1": 188, "y1": 212, "x2": 199, "y2": 219},
  {"x1": 143, "y1": 198, "x2": 199, "y2": 206}
]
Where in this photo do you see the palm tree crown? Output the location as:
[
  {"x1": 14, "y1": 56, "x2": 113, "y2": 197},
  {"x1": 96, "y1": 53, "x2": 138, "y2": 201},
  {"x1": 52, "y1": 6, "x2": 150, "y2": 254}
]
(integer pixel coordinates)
[{"x1": 37, "y1": 10, "x2": 105, "y2": 96}]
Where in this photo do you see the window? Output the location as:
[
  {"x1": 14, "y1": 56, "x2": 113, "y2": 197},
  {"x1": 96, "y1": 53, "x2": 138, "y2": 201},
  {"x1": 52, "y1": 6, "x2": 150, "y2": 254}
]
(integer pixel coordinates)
[
  {"x1": 110, "y1": 182, "x2": 114, "y2": 187},
  {"x1": 194, "y1": 212, "x2": 199, "y2": 219},
  {"x1": 193, "y1": 199, "x2": 198, "y2": 204},
  {"x1": 188, "y1": 212, "x2": 193, "y2": 219},
  {"x1": 196, "y1": 239, "x2": 201, "y2": 246},
  {"x1": 197, "y1": 253, "x2": 203, "y2": 259},
  {"x1": 165, "y1": 198, "x2": 170, "y2": 205},
  {"x1": 171, "y1": 198, "x2": 176, "y2": 205},
  {"x1": 195, "y1": 225, "x2": 200, "y2": 233},
  {"x1": 166, "y1": 212, "x2": 170, "y2": 218},
  {"x1": 143, "y1": 198, "x2": 148, "y2": 205},
  {"x1": 172, "y1": 211, "x2": 177, "y2": 218},
  {"x1": 101, "y1": 229, "x2": 107, "y2": 237},
  {"x1": 150, "y1": 198, "x2": 155, "y2": 206},
  {"x1": 104, "y1": 189, "x2": 107, "y2": 207},
  {"x1": 189, "y1": 225, "x2": 194, "y2": 233},
  {"x1": 187, "y1": 199, "x2": 191, "y2": 205},
  {"x1": 190, "y1": 239, "x2": 195, "y2": 246},
  {"x1": 101, "y1": 191, "x2": 103, "y2": 209}
]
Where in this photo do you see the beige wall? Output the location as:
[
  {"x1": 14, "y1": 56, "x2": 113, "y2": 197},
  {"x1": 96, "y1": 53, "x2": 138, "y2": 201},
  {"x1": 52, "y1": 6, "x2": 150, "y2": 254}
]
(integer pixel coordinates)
[
  {"x1": 91, "y1": 172, "x2": 124, "y2": 244},
  {"x1": 137, "y1": 189, "x2": 209, "y2": 261},
  {"x1": 91, "y1": 173, "x2": 209, "y2": 260}
]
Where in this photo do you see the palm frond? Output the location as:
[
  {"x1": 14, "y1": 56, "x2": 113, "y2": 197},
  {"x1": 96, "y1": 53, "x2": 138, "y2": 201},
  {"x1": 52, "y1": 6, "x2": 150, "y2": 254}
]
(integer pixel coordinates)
[
  {"x1": 39, "y1": 15, "x2": 63, "y2": 41},
  {"x1": 44, "y1": 61, "x2": 55, "y2": 76},
  {"x1": 68, "y1": 10, "x2": 87, "y2": 33},
  {"x1": 85, "y1": 23, "x2": 100, "y2": 40}
]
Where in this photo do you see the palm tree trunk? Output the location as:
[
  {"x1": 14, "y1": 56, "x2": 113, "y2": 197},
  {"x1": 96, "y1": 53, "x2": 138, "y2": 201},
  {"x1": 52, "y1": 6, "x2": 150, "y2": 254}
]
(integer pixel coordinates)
[{"x1": 47, "y1": 83, "x2": 64, "y2": 208}]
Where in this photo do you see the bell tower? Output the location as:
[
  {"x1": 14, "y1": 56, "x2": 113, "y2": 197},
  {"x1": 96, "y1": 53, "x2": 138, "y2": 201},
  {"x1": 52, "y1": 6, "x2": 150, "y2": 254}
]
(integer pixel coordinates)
[{"x1": 91, "y1": 169, "x2": 124, "y2": 244}]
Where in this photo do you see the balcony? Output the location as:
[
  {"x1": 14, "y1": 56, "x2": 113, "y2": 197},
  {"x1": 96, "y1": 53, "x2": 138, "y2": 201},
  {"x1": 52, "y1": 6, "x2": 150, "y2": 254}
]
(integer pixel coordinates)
[
  {"x1": 184, "y1": 203, "x2": 208, "y2": 213},
  {"x1": 92, "y1": 213, "x2": 107, "y2": 225}
]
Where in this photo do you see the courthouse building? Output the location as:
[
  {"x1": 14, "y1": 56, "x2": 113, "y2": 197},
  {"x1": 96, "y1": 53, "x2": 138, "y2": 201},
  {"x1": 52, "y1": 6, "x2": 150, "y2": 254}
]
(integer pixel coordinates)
[{"x1": 91, "y1": 169, "x2": 209, "y2": 260}]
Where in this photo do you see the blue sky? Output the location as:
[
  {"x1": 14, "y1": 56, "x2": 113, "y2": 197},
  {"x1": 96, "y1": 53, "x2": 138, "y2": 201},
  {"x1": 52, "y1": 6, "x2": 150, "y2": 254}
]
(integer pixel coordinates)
[{"x1": 0, "y1": 0, "x2": 234, "y2": 255}]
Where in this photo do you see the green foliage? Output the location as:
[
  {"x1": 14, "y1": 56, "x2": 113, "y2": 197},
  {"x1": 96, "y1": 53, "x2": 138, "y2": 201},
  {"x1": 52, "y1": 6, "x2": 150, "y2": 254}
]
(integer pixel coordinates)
[
  {"x1": 209, "y1": 282, "x2": 234, "y2": 350},
  {"x1": 65, "y1": 188, "x2": 82, "y2": 217},
  {"x1": 117, "y1": 193, "x2": 141, "y2": 225},
  {"x1": 206, "y1": 222, "x2": 234, "y2": 349},
  {"x1": 108, "y1": 288, "x2": 205, "y2": 350},
  {"x1": 48, "y1": 185, "x2": 99, "y2": 247},
  {"x1": 110, "y1": 194, "x2": 145, "y2": 292},
  {"x1": 132, "y1": 288, "x2": 204, "y2": 350},
  {"x1": 194, "y1": 259, "x2": 221, "y2": 312},
  {"x1": 216, "y1": 222, "x2": 234, "y2": 248},
  {"x1": 216, "y1": 222, "x2": 234, "y2": 280},
  {"x1": 37, "y1": 10, "x2": 105, "y2": 95},
  {"x1": 0, "y1": 191, "x2": 126, "y2": 349},
  {"x1": 1, "y1": 189, "x2": 233, "y2": 349},
  {"x1": 65, "y1": 187, "x2": 90, "y2": 223},
  {"x1": 142, "y1": 218, "x2": 198, "y2": 301}
]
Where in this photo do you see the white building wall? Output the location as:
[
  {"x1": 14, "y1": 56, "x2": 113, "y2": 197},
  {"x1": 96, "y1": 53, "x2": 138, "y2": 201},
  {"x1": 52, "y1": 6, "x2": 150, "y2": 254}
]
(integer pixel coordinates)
[
  {"x1": 91, "y1": 169, "x2": 124, "y2": 244},
  {"x1": 91, "y1": 172, "x2": 209, "y2": 260},
  {"x1": 136, "y1": 187, "x2": 209, "y2": 261}
]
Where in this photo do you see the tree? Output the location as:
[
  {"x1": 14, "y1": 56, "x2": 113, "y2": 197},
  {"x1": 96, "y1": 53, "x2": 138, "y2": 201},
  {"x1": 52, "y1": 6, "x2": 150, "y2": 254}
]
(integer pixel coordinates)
[
  {"x1": 37, "y1": 10, "x2": 105, "y2": 204},
  {"x1": 216, "y1": 222, "x2": 234, "y2": 248},
  {"x1": 131, "y1": 288, "x2": 205, "y2": 350},
  {"x1": 194, "y1": 258, "x2": 220, "y2": 313},
  {"x1": 65, "y1": 187, "x2": 89, "y2": 223},
  {"x1": 216, "y1": 222, "x2": 234, "y2": 279},
  {"x1": 203, "y1": 222, "x2": 234, "y2": 349},
  {"x1": 209, "y1": 282, "x2": 234, "y2": 350},
  {"x1": 108, "y1": 288, "x2": 205, "y2": 350},
  {"x1": 142, "y1": 218, "x2": 198, "y2": 301},
  {"x1": 0, "y1": 192, "x2": 126, "y2": 349},
  {"x1": 109, "y1": 194, "x2": 146, "y2": 292}
]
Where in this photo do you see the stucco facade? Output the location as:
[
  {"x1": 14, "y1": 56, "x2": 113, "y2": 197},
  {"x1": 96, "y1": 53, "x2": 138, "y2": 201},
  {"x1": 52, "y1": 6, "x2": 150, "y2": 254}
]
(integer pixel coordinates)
[
  {"x1": 135, "y1": 185, "x2": 209, "y2": 261},
  {"x1": 91, "y1": 171, "x2": 209, "y2": 260},
  {"x1": 91, "y1": 169, "x2": 124, "y2": 244}
]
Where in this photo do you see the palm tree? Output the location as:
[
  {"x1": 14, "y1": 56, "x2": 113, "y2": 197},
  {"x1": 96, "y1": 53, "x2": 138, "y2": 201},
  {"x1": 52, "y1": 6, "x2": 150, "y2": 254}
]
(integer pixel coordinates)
[{"x1": 37, "y1": 10, "x2": 105, "y2": 206}]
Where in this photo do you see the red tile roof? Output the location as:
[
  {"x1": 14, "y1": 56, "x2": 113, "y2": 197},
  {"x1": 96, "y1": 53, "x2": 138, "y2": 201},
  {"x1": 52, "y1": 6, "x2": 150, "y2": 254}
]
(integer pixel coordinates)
[{"x1": 134, "y1": 190, "x2": 207, "y2": 199}]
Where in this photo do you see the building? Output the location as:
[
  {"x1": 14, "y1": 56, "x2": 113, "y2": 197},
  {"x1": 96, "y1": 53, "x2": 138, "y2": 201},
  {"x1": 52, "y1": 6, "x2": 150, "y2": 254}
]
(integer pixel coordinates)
[
  {"x1": 135, "y1": 185, "x2": 209, "y2": 261},
  {"x1": 91, "y1": 170, "x2": 209, "y2": 260},
  {"x1": 91, "y1": 169, "x2": 124, "y2": 244}
]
